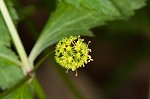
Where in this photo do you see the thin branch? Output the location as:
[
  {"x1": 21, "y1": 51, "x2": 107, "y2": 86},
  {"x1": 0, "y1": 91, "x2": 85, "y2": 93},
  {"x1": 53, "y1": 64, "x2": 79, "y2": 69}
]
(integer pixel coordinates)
[
  {"x1": 32, "y1": 77, "x2": 47, "y2": 99},
  {"x1": 33, "y1": 50, "x2": 55, "y2": 72}
]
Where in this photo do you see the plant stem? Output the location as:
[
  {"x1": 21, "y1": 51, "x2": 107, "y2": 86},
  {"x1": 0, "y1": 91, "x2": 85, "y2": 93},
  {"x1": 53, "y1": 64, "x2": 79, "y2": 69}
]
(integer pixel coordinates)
[
  {"x1": 32, "y1": 77, "x2": 47, "y2": 99},
  {"x1": 51, "y1": 60, "x2": 85, "y2": 99},
  {"x1": 34, "y1": 50, "x2": 54, "y2": 72},
  {"x1": 0, "y1": 0, "x2": 32, "y2": 74}
]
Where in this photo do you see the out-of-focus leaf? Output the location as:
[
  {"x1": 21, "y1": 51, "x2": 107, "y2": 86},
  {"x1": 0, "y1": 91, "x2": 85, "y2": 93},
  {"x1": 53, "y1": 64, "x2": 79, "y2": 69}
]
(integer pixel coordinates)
[
  {"x1": 104, "y1": 8, "x2": 150, "y2": 35},
  {"x1": 5, "y1": 0, "x2": 19, "y2": 24},
  {"x1": 29, "y1": 0, "x2": 146, "y2": 62},
  {"x1": 17, "y1": 5, "x2": 36, "y2": 21}
]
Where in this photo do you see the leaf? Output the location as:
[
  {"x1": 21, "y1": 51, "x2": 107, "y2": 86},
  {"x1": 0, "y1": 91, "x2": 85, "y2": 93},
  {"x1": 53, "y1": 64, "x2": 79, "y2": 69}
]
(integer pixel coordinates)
[
  {"x1": 0, "y1": 47, "x2": 23, "y2": 90},
  {"x1": 3, "y1": 84, "x2": 34, "y2": 99},
  {"x1": 5, "y1": 0, "x2": 19, "y2": 24},
  {"x1": 0, "y1": 44, "x2": 24, "y2": 90},
  {"x1": 0, "y1": 46, "x2": 21, "y2": 65},
  {"x1": 0, "y1": 65, "x2": 24, "y2": 90},
  {"x1": 29, "y1": 0, "x2": 146, "y2": 62},
  {"x1": 65, "y1": 0, "x2": 146, "y2": 18},
  {"x1": 0, "y1": 0, "x2": 24, "y2": 90},
  {"x1": 0, "y1": 12, "x2": 11, "y2": 47},
  {"x1": 103, "y1": 8, "x2": 150, "y2": 35}
]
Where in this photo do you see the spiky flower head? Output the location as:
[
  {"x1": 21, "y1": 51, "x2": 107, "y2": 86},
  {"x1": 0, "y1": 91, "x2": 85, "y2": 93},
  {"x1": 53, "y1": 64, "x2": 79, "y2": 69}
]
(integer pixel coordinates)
[{"x1": 55, "y1": 35, "x2": 93, "y2": 75}]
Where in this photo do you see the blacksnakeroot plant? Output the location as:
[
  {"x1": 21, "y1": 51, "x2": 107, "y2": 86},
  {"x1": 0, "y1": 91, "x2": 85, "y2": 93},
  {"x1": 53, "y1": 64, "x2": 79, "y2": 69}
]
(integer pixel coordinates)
[
  {"x1": 0, "y1": 0, "x2": 147, "y2": 98},
  {"x1": 55, "y1": 35, "x2": 93, "y2": 76}
]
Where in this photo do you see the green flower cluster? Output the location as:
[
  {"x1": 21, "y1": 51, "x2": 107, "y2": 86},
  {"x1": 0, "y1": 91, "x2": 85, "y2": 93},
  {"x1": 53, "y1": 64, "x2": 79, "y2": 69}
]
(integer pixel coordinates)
[{"x1": 55, "y1": 35, "x2": 93, "y2": 74}]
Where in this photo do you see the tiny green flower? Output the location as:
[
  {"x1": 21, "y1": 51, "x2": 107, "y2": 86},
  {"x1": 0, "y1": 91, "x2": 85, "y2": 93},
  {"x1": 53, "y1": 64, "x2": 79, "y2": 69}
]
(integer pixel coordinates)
[{"x1": 55, "y1": 35, "x2": 93, "y2": 76}]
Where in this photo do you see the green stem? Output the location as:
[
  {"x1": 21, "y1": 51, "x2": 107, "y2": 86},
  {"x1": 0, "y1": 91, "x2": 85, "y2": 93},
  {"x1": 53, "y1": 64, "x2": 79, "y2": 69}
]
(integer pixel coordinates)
[
  {"x1": 0, "y1": 0, "x2": 32, "y2": 74},
  {"x1": 33, "y1": 50, "x2": 54, "y2": 72},
  {"x1": 51, "y1": 62, "x2": 85, "y2": 99},
  {"x1": 32, "y1": 77, "x2": 47, "y2": 99}
]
